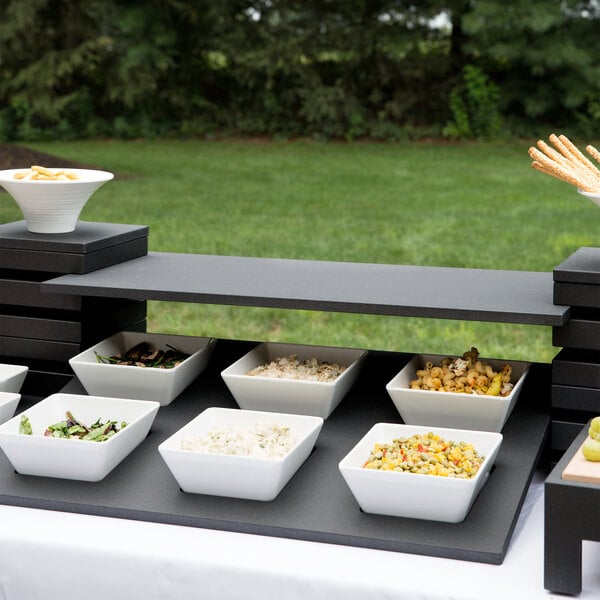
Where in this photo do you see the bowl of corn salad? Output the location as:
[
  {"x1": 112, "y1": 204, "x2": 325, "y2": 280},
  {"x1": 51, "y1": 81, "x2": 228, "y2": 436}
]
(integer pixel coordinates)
[
  {"x1": 338, "y1": 423, "x2": 502, "y2": 522},
  {"x1": 221, "y1": 342, "x2": 367, "y2": 419}
]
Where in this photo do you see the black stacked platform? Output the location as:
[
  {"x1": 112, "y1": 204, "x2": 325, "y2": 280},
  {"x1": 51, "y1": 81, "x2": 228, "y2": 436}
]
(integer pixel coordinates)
[
  {"x1": 545, "y1": 421, "x2": 600, "y2": 595},
  {"x1": 544, "y1": 247, "x2": 600, "y2": 595},
  {"x1": 0, "y1": 221, "x2": 149, "y2": 397},
  {"x1": 551, "y1": 247, "x2": 600, "y2": 457}
]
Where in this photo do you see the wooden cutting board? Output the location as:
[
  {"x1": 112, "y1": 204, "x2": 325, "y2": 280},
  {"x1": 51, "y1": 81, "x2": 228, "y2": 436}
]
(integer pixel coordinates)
[{"x1": 562, "y1": 438, "x2": 600, "y2": 484}]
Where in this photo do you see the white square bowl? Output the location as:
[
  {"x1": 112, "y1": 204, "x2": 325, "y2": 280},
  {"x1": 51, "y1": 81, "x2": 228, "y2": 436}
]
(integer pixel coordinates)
[
  {"x1": 0, "y1": 392, "x2": 21, "y2": 425},
  {"x1": 158, "y1": 406, "x2": 323, "y2": 501},
  {"x1": 69, "y1": 331, "x2": 216, "y2": 405},
  {"x1": 0, "y1": 363, "x2": 29, "y2": 393},
  {"x1": 221, "y1": 342, "x2": 367, "y2": 419},
  {"x1": 338, "y1": 423, "x2": 502, "y2": 522},
  {"x1": 385, "y1": 354, "x2": 530, "y2": 432},
  {"x1": 0, "y1": 393, "x2": 160, "y2": 481}
]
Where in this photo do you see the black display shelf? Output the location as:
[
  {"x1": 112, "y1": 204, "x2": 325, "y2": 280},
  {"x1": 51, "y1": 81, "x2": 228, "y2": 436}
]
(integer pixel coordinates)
[
  {"x1": 42, "y1": 252, "x2": 570, "y2": 326},
  {"x1": 0, "y1": 340, "x2": 550, "y2": 565}
]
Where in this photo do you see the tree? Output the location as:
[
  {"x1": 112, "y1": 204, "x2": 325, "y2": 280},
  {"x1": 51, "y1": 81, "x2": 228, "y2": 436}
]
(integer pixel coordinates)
[
  {"x1": 1, "y1": 0, "x2": 598, "y2": 140},
  {"x1": 461, "y1": 0, "x2": 600, "y2": 133}
]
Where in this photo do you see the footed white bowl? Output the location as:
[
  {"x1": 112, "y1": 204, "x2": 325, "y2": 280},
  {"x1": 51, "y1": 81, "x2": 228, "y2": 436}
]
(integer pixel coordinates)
[
  {"x1": 578, "y1": 189, "x2": 600, "y2": 208},
  {"x1": 0, "y1": 168, "x2": 114, "y2": 233}
]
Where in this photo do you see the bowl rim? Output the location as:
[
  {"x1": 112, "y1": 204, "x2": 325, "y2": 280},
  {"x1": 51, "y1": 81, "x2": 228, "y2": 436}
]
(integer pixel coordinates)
[
  {"x1": 158, "y1": 406, "x2": 323, "y2": 463},
  {"x1": 0, "y1": 167, "x2": 114, "y2": 183},
  {"x1": 0, "y1": 393, "x2": 160, "y2": 445},
  {"x1": 0, "y1": 391, "x2": 21, "y2": 405},
  {"x1": 338, "y1": 422, "x2": 503, "y2": 485},
  {"x1": 385, "y1": 353, "x2": 530, "y2": 400},
  {"x1": 221, "y1": 341, "x2": 368, "y2": 385},
  {"x1": 0, "y1": 363, "x2": 29, "y2": 374},
  {"x1": 578, "y1": 188, "x2": 600, "y2": 199},
  {"x1": 69, "y1": 332, "x2": 216, "y2": 371}
]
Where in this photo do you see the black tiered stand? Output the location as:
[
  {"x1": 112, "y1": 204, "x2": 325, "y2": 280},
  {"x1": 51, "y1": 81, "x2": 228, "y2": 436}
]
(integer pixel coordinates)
[
  {"x1": 545, "y1": 247, "x2": 600, "y2": 595},
  {"x1": 0, "y1": 222, "x2": 598, "y2": 588}
]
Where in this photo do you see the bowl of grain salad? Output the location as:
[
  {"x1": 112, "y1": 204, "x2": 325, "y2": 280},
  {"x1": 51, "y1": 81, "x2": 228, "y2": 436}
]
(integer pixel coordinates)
[
  {"x1": 220, "y1": 342, "x2": 368, "y2": 419},
  {"x1": 158, "y1": 407, "x2": 323, "y2": 501},
  {"x1": 338, "y1": 423, "x2": 502, "y2": 522}
]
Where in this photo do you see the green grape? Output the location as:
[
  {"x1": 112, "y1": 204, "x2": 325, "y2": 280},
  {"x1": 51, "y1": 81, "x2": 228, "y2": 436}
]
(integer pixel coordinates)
[
  {"x1": 582, "y1": 437, "x2": 600, "y2": 462},
  {"x1": 588, "y1": 416, "x2": 600, "y2": 442}
]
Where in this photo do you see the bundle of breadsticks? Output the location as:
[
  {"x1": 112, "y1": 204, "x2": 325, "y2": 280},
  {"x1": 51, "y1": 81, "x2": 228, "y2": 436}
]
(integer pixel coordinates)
[{"x1": 528, "y1": 134, "x2": 600, "y2": 193}]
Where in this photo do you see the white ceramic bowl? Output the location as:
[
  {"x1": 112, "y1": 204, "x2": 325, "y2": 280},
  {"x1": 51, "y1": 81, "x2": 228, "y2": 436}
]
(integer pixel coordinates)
[
  {"x1": 0, "y1": 392, "x2": 21, "y2": 424},
  {"x1": 338, "y1": 423, "x2": 502, "y2": 522},
  {"x1": 221, "y1": 342, "x2": 367, "y2": 419},
  {"x1": 578, "y1": 189, "x2": 600, "y2": 208},
  {"x1": 69, "y1": 331, "x2": 216, "y2": 405},
  {"x1": 158, "y1": 406, "x2": 323, "y2": 501},
  {"x1": 385, "y1": 354, "x2": 529, "y2": 432},
  {"x1": 0, "y1": 363, "x2": 28, "y2": 393},
  {"x1": 0, "y1": 393, "x2": 159, "y2": 481},
  {"x1": 0, "y1": 168, "x2": 114, "y2": 233}
]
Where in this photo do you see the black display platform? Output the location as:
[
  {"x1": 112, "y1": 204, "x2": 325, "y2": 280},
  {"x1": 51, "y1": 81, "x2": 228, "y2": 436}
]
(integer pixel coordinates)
[
  {"x1": 0, "y1": 340, "x2": 550, "y2": 565},
  {"x1": 0, "y1": 221, "x2": 148, "y2": 273},
  {"x1": 554, "y1": 247, "x2": 600, "y2": 286},
  {"x1": 545, "y1": 421, "x2": 600, "y2": 595}
]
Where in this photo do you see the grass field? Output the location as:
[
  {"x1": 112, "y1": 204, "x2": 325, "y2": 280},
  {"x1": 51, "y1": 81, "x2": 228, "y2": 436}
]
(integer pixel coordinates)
[{"x1": 2, "y1": 138, "x2": 598, "y2": 363}]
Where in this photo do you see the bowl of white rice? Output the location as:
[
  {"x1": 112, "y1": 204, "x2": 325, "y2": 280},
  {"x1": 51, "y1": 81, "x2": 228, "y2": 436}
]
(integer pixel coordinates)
[{"x1": 158, "y1": 407, "x2": 323, "y2": 501}]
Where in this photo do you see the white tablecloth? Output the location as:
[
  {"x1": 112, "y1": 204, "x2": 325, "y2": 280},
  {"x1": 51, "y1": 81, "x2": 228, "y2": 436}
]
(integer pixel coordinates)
[{"x1": 0, "y1": 472, "x2": 599, "y2": 600}]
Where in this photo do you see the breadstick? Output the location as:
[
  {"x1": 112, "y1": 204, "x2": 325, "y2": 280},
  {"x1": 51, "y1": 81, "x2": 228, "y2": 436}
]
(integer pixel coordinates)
[
  {"x1": 548, "y1": 133, "x2": 577, "y2": 161},
  {"x1": 536, "y1": 139, "x2": 573, "y2": 167},
  {"x1": 529, "y1": 136, "x2": 600, "y2": 192},
  {"x1": 531, "y1": 159, "x2": 594, "y2": 191},
  {"x1": 558, "y1": 134, "x2": 600, "y2": 177},
  {"x1": 587, "y1": 145, "x2": 600, "y2": 165}
]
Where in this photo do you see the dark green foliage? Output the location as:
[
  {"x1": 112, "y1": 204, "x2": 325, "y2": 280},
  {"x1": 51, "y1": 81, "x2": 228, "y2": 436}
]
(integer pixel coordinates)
[
  {"x1": 461, "y1": 0, "x2": 600, "y2": 133},
  {"x1": 0, "y1": 0, "x2": 598, "y2": 141},
  {"x1": 443, "y1": 65, "x2": 503, "y2": 139}
]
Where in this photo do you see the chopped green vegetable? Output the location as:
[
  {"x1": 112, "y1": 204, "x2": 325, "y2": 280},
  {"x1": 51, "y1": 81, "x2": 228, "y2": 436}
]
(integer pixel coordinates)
[
  {"x1": 18, "y1": 411, "x2": 127, "y2": 442},
  {"x1": 19, "y1": 415, "x2": 32, "y2": 435}
]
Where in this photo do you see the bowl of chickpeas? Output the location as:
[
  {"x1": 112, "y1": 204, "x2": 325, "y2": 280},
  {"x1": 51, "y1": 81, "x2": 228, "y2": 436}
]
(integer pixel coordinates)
[
  {"x1": 0, "y1": 166, "x2": 114, "y2": 233},
  {"x1": 385, "y1": 348, "x2": 529, "y2": 433}
]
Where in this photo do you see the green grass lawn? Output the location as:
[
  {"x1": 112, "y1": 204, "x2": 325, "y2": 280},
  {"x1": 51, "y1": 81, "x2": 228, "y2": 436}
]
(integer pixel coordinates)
[{"x1": 2, "y1": 138, "x2": 598, "y2": 363}]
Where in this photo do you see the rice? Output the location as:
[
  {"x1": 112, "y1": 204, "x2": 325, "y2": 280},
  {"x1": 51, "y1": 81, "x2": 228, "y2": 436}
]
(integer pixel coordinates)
[{"x1": 181, "y1": 422, "x2": 297, "y2": 459}]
